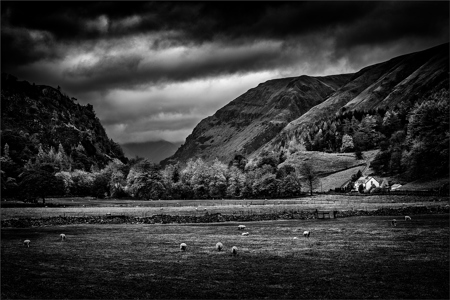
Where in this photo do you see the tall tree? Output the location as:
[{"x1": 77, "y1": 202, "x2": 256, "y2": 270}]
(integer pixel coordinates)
[{"x1": 299, "y1": 162, "x2": 320, "y2": 196}]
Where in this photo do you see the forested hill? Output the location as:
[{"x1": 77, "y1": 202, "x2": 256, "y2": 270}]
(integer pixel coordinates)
[
  {"x1": 260, "y1": 42, "x2": 449, "y2": 157},
  {"x1": 1, "y1": 73, "x2": 127, "y2": 175}
]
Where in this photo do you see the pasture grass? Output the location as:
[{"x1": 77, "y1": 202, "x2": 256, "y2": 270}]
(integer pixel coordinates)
[
  {"x1": 2, "y1": 195, "x2": 447, "y2": 220},
  {"x1": 2, "y1": 214, "x2": 448, "y2": 299}
]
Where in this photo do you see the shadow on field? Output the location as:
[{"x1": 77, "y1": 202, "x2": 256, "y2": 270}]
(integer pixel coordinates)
[{"x1": 1, "y1": 214, "x2": 449, "y2": 299}]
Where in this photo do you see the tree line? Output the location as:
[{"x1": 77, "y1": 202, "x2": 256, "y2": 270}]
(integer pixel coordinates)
[{"x1": 1, "y1": 144, "x2": 321, "y2": 203}]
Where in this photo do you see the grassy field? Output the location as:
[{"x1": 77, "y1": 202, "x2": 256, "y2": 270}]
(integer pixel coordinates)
[
  {"x1": 1, "y1": 214, "x2": 448, "y2": 299},
  {"x1": 2, "y1": 195, "x2": 448, "y2": 220}
]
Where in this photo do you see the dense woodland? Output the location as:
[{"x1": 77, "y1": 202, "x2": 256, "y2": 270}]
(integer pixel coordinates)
[{"x1": 285, "y1": 89, "x2": 449, "y2": 179}]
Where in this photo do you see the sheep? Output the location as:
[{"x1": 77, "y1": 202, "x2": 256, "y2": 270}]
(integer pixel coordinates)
[
  {"x1": 293, "y1": 237, "x2": 298, "y2": 240},
  {"x1": 180, "y1": 243, "x2": 187, "y2": 251},
  {"x1": 23, "y1": 239, "x2": 31, "y2": 247},
  {"x1": 404, "y1": 216, "x2": 411, "y2": 221},
  {"x1": 231, "y1": 246, "x2": 238, "y2": 256},
  {"x1": 60, "y1": 234, "x2": 66, "y2": 241},
  {"x1": 242, "y1": 232, "x2": 249, "y2": 236},
  {"x1": 303, "y1": 231, "x2": 310, "y2": 238},
  {"x1": 238, "y1": 225, "x2": 246, "y2": 230},
  {"x1": 216, "y1": 242, "x2": 223, "y2": 251},
  {"x1": 391, "y1": 219, "x2": 397, "y2": 226}
]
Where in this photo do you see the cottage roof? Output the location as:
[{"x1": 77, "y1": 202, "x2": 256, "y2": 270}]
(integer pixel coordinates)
[{"x1": 355, "y1": 176, "x2": 379, "y2": 185}]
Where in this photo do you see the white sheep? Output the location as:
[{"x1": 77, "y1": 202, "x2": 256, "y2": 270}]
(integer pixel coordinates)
[
  {"x1": 404, "y1": 216, "x2": 411, "y2": 221},
  {"x1": 391, "y1": 219, "x2": 397, "y2": 226},
  {"x1": 238, "y1": 225, "x2": 246, "y2": 230},
  {"x1": 293, "y1": 237, "x2": 298, "y2": 240},
  {"x1": 242, "y1": 232, "x2": 249, "y2": 236},
  {"x1": 180, "y1": 243, "x2": 187, "y2": 251},
  {"x1": 23, "y1": 239, "x2": 30, "y2": 247},
  {"x1": 303, "y1": 231, "x2": 310, "y2": 238},
  {"x1": 231, "y1": 246, "x2": 238, "y2": 256},
  {"x1": 60, "y1": 233, "x2": 66, "y2": 241},
  {"x1": 216, "y1": 242, "x2": 223, "y2": 251}
]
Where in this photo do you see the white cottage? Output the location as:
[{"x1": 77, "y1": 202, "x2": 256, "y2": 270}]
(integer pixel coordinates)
[{"x1": 354, "y1": 176, "x2": 380, "y2": 192}]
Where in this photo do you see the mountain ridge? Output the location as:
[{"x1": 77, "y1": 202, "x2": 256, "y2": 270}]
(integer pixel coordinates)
[
  {"x1": 163, "y1": 43, "x2": 449, "y2": 165},
  {"x1": 162, "y1": 73, "x2": 353, "y2": 165}
]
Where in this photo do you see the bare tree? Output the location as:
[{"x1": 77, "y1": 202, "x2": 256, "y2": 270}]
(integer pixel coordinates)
[{"x1": 298, "y1": 162, "x2": 320, "y2": 196}]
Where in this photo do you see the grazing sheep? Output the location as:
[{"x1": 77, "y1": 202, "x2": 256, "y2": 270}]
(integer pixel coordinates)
[
  {"x1": 293, "y1": 237, "x2": 298, "y2": 240},
  {"x1": 242, "y1": 232, "x2": 249, "y2": 236},
  {"x1": 216, "y1": 242, "x2": 223, "y2": 251},
  {"x1": 405, "y1": 216, "x2": 411, "y2": 221},
  {"x1": 238, "y1": 225, "x2": 246, "y2": 230},
  {"x1": 23, "y1": 240, "x2": 30, "y2": 247},
  {"x1": 106, "y1": 212, "x2": 111, "y2": 216},
  {"x1": 391, "y1": 219, "x2": 397, "y2": 226},
  {"x1": 231, "y1": 246, "x2": 238, "y2": 256},
  {"x1": 180, "y1": 243, "x2": 187, "y2": 251},
  {"x1": 303, "y1": 231, "x2": 310, "y2": 238},
  {"x1": 60, "y1": 234, "x2": 66, "y2": 241}
]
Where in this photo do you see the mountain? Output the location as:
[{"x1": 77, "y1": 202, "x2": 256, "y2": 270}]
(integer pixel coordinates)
[
  {"x1": 120, "y1": 140, "x2": 182, "y2": 163},
  {"x1": 163, "y1": 43, "x2": 449, "y2": 165},
  {"x1": 258, "y1": 43, "x2": 449, "y2": 157},
  {"x1": 162, "y1": 73, "x2": 353, "y2": 165},
  {"x1": 1, "y1": 73, "x2": 127, "y2": 172}
]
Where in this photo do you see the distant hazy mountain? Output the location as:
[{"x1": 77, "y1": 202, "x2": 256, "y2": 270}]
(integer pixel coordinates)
[
  {"x1": 121, "y1": 140, "x2": 182, "y2": 163},
  {"x1": 162, "y1": 43, "x2": 448, "y2": 165}
]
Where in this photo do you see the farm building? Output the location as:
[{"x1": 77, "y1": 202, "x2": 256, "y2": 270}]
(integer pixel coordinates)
[
  {"x1": 354, "y1": 176, "x2": 380, "y2": 192},
  {"x1": 391, "y1": 183, "x2": 402, "y2": 191}
]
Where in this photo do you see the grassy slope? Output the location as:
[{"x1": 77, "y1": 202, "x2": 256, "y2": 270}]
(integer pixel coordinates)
[
  {"x1": 279, "y1": 151, "x2": 364, "y2": 176},
  {"x1": 2, "y1": 215, "x2": 448, "y2": 299},
  {"x1": 398, "y1": 177, "x2": 449, "y2": 191},
  {"x1": 316, "y1": 164, "x2": 366, "y2": 192}
]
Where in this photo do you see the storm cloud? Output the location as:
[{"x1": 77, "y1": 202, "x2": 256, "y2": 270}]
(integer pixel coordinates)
[{"x1": 2, "y1": 2, "x2": 448, "y2": 144}]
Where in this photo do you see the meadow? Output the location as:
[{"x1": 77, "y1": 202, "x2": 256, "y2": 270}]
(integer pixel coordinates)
[
  {"x1": 2, "y1": 194, "x2": 447, "y2": 220},
  {"x1": 1, "y1": 214, "x2": 448, "y2": 299}
]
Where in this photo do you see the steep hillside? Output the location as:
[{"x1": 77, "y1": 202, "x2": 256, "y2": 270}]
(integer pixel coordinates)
[
  {"x1": 1, "y1": 73, "x2": 127, "y2": 172},
  {"x1": 121, "y1": 140, "x2": 181, "y2": 163},
  {"x1": 162, "y1": 73, "x2": 352, "y2": 165},
  {"x1": 164, "y1": 43, "x2": 448, "y2": 166},
  {"x1": 259, "y1": 43, "x2": 449, "y2": 156}
]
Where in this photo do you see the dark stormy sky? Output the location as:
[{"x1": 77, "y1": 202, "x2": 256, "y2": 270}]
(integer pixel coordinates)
[{"x1": 2, "y1": 2, "x2": 448, "y2": 144}]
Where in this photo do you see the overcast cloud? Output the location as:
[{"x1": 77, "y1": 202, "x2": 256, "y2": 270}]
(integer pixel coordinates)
[{"x1": 2, "y1": 2, "x2": 448, "y2": 144}]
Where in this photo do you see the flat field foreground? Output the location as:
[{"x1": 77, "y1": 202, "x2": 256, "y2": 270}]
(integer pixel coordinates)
[
  {"x1": 2, "y1": 195, "x2": 448, "y2": 220},
  {"x1": 2, "y1": 214, "x2": 449, "y2": 299}
]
